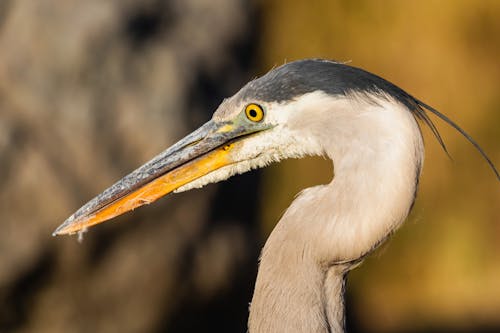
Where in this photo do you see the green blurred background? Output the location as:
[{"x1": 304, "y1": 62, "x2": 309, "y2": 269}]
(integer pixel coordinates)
[{"x1": 0, "y1": 1, "x2": 499, "y2": 332}]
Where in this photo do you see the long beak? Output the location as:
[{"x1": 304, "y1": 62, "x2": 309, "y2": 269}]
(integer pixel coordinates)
[{"x1": 53, "y1": 119, "x2": 269, "y2": 236}]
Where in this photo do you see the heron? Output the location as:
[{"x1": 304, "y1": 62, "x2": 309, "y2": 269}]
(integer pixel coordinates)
[{"x1": 53, "y1": 59, "x2": 499, "y2": 332}]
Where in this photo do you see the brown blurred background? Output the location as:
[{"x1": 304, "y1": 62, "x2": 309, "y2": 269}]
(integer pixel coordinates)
[{"x1": 0, "y1": 1, "x2": 499, "y2": 332}]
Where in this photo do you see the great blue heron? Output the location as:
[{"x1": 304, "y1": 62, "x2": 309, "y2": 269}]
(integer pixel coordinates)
[{"x1": 54, "y1": 59, "x2": 499, "y2": 332}]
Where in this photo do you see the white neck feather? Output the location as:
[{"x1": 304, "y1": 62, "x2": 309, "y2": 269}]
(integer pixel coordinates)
[{"x1": 249, "y1": 93, "x2": 424, "y2": 332}]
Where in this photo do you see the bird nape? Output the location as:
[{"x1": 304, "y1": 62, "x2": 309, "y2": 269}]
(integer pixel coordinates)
[{"x1": 53, "y1": 59, "x2": 499, "y2": 333}]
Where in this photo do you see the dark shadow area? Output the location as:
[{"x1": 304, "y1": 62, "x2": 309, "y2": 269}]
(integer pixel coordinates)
[
  {"x1": 0, "y1": 250, "x2": 54, "y2": 331},
  {"x1": 123, "y1": 1, "x2": 174, "y2": 48}
]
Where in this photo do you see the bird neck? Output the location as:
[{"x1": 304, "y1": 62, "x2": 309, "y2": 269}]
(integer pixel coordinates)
[
  {"x1": 249, "y1": 231, "x2": 349, "y2": 332},
  {"x1": 249, "y1": 96, "x2": 424, "y2": 332}
]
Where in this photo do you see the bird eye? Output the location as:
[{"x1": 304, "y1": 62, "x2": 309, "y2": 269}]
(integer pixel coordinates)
[{"x1": 245, "y1": 103, "x2": 264, "y2": 122}]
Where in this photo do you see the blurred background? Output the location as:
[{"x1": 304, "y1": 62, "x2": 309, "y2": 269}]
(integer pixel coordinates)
[{"x1": 0, "y1": 0, "x2": 499, "y2": 332}]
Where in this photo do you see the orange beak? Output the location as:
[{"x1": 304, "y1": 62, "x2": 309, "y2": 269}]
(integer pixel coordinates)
[{"x1": 53, "y1": 119, "x2": 270, "y2": 236}]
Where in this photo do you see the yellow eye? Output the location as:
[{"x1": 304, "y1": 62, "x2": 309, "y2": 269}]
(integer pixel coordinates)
[{"x1": 245, "y1": 103, "x2": 264, "y2": 122}]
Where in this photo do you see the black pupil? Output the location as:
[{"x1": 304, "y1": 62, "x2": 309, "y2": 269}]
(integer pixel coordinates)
[{"x1": 249, "y1": 108, "x2": 258, "y2": 118}]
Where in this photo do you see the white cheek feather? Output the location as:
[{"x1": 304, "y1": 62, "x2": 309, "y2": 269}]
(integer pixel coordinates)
[{"x1": 174, "y1": 126, "x2": 324, "y2": 193}]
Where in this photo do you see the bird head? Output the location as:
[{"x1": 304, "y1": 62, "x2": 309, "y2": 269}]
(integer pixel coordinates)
[{"x1": 53, "y1": 59, "x2": 498, "y2": 236}]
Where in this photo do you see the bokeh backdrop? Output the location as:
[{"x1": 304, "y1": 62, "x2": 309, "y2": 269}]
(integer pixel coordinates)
[{"x1": 0, "y1": 1, "x2": 499, "y2": 332}]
